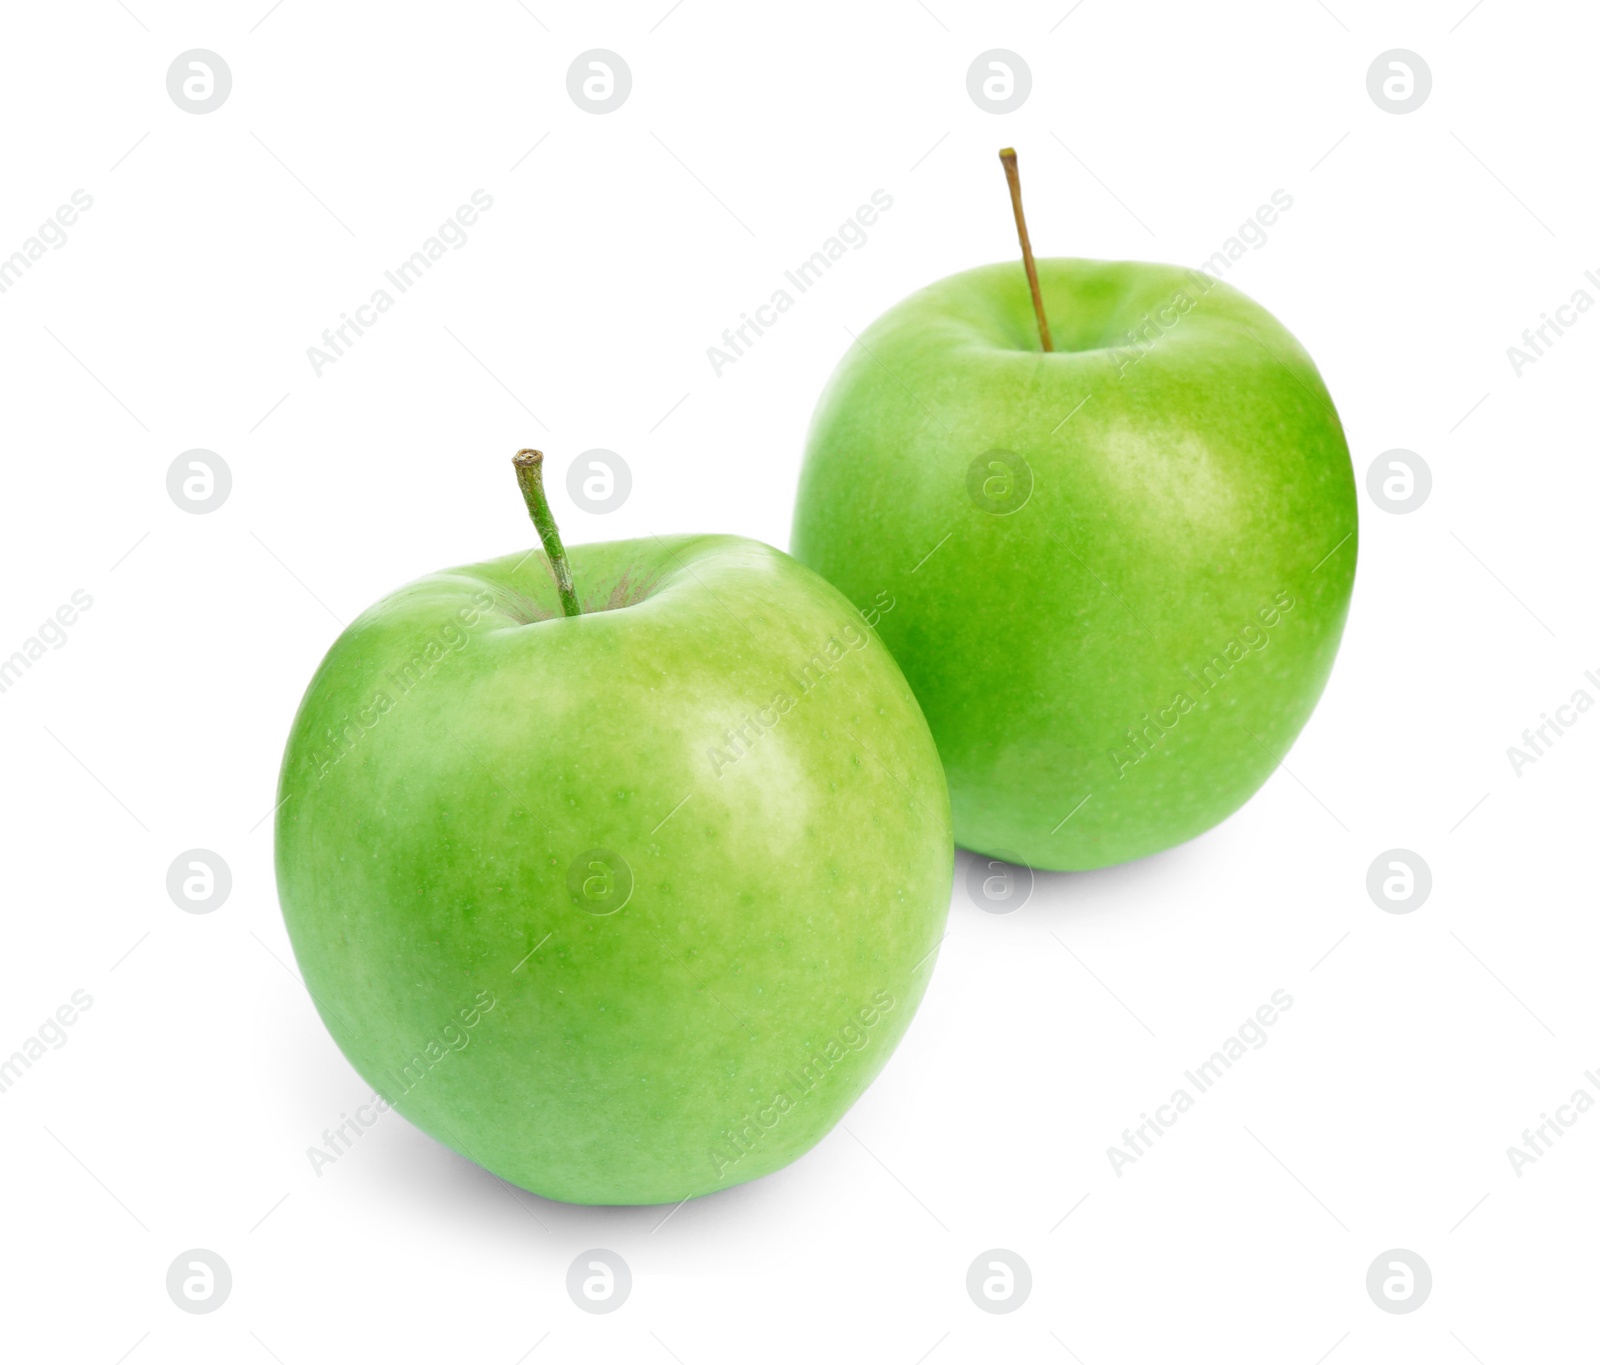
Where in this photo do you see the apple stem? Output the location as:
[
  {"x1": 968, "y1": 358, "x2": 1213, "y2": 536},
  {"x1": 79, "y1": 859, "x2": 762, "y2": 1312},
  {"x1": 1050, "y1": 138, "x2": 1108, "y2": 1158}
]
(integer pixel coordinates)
[
  {"x1": 998, "y1": 147, "x2": 1053, "y2": 353},
  {"x1": 512, "y1": 449, "x2": 581, "y2": 617}
]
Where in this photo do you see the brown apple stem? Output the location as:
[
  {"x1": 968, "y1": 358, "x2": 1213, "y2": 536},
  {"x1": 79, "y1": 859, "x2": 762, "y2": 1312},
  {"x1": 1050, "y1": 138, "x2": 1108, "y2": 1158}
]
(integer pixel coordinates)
[
  {"x1": 512, "y1": 449, "x2": 581, "y2": 617},
  {"x1": 999, "y1": 147, "x2": 1053, "y2": 353}
]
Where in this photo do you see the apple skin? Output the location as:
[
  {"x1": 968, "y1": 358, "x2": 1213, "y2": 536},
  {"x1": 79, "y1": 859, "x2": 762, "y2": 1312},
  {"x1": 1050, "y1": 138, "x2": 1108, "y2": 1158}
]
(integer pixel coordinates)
[
  {"x1": 275, "y1": 534, "x2": 951, "y2": 1205},
  {"x1": 791, "y1": 259, "x2": 1357, "y2": 871}
]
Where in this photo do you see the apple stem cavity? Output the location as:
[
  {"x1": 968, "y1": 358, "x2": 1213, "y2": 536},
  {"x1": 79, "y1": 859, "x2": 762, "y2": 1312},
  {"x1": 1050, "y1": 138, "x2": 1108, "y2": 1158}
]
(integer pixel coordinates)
[
  {"x1": 512, "y1": 449, "x2": 581, "y2": 617},
  {"x1": 998, "y1": 147, "x2": 1053, "y2": 353}
]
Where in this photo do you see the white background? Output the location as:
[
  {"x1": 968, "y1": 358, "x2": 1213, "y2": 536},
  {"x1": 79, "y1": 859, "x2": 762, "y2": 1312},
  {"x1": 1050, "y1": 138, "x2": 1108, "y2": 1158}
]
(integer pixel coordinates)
[{"x1": 1, "y1": 1, "x2": 1594, "y2": 1360}]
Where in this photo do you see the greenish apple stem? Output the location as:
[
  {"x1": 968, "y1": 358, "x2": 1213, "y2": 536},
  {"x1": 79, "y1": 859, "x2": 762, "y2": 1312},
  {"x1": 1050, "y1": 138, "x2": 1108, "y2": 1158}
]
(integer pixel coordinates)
[
  {"x1": 512, "y1": 449, "x2": 581, "y2": 617},
  {"x1": 999, "y1": 147, "x2": 1053, "y2": 353}
]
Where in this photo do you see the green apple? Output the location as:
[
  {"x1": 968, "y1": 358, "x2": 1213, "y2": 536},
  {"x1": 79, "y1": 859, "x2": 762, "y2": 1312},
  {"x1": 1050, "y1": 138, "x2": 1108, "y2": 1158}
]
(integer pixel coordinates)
[
  {"x1": 791, "y1": 252, "x2": 1357, "y2": 871},
  {"x1": 275, "y1": 453, "x2": 951, "y2": 1205}
]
